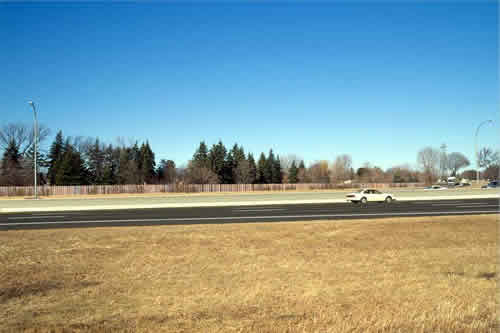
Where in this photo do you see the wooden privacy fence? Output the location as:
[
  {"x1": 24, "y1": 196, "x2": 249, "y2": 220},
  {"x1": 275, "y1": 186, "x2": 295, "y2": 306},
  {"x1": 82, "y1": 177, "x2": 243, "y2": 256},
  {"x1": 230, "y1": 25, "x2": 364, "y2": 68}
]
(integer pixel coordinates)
[{"x1": 0, "y1": 182, "x2": 425, "y2": 197}]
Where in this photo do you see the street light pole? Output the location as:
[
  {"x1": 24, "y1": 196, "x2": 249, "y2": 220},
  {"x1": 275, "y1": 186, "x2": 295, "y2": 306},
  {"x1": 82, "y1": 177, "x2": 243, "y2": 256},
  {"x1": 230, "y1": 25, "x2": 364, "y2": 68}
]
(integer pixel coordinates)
[
  {"x1": 474, "y1": 119, "x2": 493, "y2": 185},
  {"x1": 28, "y1": 101, "x2": 38, "y2": 200}
]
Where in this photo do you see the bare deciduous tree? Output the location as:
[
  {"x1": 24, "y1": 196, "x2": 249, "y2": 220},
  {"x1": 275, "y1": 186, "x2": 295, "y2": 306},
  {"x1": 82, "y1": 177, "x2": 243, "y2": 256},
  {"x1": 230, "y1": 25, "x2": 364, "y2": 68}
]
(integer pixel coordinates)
[
  {"x1": 234, "y1": 160, "x2": 252, "y2": 184},
  {"x1": 385, "y1": 164, "x2": 419, "y2": 183},
  {"x1": 297, "y1": 167, "x2": 309, "y2": 183},
  {"x1": 478, "y1": 148, "x2": 499, "y2": 170},
  {"x1": 0, "y1": 123, "x2": 51, "y2": 156},
  {"x1": 417, "y1": 147, "x2": 440, "y2": 184},
  {"x1": 330, "y1": 154, "x2": 352, "y2": 183},
  {"x1": 186, "y1": 161, "x2": 219, "y2": 184},
  {"x1": 309, "y1": 160, "x2": 330, "y2": 183}
]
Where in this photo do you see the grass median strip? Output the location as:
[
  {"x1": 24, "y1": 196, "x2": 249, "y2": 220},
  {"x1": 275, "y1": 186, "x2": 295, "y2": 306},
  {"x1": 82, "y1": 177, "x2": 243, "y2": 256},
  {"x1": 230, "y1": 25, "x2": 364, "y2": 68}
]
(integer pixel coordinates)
[{"x1": 0, "y1": 214, "x2": 497, "y2": 332}]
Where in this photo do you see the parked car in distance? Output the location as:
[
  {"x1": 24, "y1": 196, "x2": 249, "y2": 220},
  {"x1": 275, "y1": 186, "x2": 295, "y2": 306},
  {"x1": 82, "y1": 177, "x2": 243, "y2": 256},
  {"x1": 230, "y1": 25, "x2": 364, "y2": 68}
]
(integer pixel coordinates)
[
  {"x1": 482, "y1": 181, "x2": 499, "y2": 189},
  {"x1": 424, "y1": 185, "x2": 447, "y2": 190},
  {"x1": 447, "y1": 177, "x2": 458, "y2": 186},
  {"x1": 457, "y1": 182, "x2": 471, "y2": 187},
  {"x1": 346, "y1": 188, "x2": 395, "y2": 204}
]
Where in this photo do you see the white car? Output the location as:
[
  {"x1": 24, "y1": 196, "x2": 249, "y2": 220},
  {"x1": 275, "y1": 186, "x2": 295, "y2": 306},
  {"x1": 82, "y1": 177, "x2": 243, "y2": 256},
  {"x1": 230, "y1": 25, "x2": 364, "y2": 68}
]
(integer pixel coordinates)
[{"x1": 345, "y1": 188, "x2": 395, "y2": 204}]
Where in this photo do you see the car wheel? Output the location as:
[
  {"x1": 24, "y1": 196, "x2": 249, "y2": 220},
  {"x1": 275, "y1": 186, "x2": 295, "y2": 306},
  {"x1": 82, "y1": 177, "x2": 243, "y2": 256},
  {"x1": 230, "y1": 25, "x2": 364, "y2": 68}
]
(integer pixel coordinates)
[
  {"x1": 360, "y1": 197, "x2": 367, "y2": 204},
  {"x1": 385, "y1": 196, "x2": 392, "y2": 204}
]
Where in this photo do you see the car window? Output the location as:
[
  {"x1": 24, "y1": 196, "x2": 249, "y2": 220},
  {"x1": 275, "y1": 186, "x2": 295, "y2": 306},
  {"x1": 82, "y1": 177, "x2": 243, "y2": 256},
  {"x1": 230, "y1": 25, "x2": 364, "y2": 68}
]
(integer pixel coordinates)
[{"x1": 374, "y1": 190, "x2": 381, "y2": 194}]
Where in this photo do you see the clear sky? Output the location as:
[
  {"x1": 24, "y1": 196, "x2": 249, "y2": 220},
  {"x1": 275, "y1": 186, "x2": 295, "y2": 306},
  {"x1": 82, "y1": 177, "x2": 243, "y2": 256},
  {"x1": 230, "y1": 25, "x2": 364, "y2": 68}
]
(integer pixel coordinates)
[{"x1": 1, "y1": 1, "x2": 497, "y2": 170}]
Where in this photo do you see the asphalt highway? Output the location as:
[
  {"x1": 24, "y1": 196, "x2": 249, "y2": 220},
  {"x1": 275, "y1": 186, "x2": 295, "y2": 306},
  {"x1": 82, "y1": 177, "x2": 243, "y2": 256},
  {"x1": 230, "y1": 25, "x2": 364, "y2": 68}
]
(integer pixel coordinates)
[{"x1": 0, "y1": 198, "x2": 497, "y2": 230}]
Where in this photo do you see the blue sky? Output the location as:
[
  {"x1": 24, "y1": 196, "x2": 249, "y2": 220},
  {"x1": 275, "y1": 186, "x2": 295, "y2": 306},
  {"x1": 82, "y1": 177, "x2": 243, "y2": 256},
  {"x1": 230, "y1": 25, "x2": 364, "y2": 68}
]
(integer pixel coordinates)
[{"x1": 1, "y1": 2, "x2": 497, "y2": 170}]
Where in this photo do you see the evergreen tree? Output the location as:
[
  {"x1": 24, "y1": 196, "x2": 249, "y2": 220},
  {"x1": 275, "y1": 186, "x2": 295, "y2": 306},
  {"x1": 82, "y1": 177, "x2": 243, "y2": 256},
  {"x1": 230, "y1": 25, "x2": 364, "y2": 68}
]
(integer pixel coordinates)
[
  {"x1": 272, "y1": 154, "x2": 283, "y2": 183},
  {"x1": 231, "y1": 144, "x2": 246, "y2": 167},
  {"x1": 230, "y1": 144, "x2": 246, "y2": 181},
  {"x1": 24, "y1": 146, "x2": 47, "y2": 185},
  {"x1": 126, "y1": 159, "x2": 140, "y2": 184},
  {"x1": 299, "y1": 160, "x2": 305, "y2": 169},
  {"x1": 158, "y1": 159, "x2": 176, "y2": 184},
  {"x1": 208, "y1": 140, "x2": 227, "y2": 182},
  {"x1": 117, "y1": 148, "x2": 129, "y2": 184},
  {"x1": 55, "y1": 144, "x2": 88, "y2": 185},
  {"x1": 264, "y1": 149, "x2": 275, "y2": 183},
  {"x1": 257, "y1": 153, "x2": 267, "y2": 184},
  {"x1": 25, "y1": 146, "x2": 49, "y2": 169},
  {"x1": 247, "y1": 153, "x2": 257, "y2": 184},
  {"x1": 102, "y1": 144, "x2": 117, "y2": 184},
  {"x1": 1, "y1": 139, "x2": 25, "y2": 185},
  {"x1": 131, "y1": 142, "x2": 141, "y2": 174},
  {"x1": 2, "y1": 140, "x2": 21, "y2": 167},
  {"x1": 47, "y1": 130, "x2": 64, "y2": 185},
  {"x1": 193, "y1": 141, "x2": 209, "y2": 169},
  {"x1": 223, "y1": 150, "x2": 235, "y2": 184},
  {"x1": 289, "y1": 160, "x2": 298, "y2": 183},
  {"x1": 87, "y1": 138, "x2": 104, "y2": 184},
  {"x1": 141, "y1": 141, "x2": 156, "y2": 184}
]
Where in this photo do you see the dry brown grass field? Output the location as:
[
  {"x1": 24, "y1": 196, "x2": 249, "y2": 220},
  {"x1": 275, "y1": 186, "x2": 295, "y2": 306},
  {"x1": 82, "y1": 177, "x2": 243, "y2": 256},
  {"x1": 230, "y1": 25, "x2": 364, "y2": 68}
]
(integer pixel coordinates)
[{"x1": 0, "y1": 214, "x2": 497, "y2": 332}]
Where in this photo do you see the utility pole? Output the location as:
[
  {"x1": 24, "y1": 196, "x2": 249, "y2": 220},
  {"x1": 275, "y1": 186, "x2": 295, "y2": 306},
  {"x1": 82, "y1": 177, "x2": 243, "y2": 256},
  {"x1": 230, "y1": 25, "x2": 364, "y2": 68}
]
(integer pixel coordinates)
[{"x1": 440, "y1": 143, "x2": 447, "y2": 180}]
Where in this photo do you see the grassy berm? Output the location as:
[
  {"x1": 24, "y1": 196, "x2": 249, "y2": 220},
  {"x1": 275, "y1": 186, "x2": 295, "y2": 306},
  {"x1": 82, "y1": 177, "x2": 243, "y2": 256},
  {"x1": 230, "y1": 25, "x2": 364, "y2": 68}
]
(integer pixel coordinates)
[{"x1": 0, "y1": 215, "x2": 497, "y2": 332}]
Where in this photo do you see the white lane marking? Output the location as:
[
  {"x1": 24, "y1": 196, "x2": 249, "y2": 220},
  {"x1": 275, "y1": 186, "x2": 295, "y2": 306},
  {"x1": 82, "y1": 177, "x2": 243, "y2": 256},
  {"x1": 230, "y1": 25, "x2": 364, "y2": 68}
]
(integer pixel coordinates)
[
  {"x1": 431, "y1": 203, "x2": 469, "y2": 206},
  {"x1": 0, "y1": 210, "x2": 497, "y2": 226},
  {"x1": 416, "y1": 201, "x2": 465, "y2": 205},
  {"x1": 233, "y1": 208, "x2": 286, "y2": 212},
  {"x1": 8, "y1": 216, "x2": 65, "y2": 220},
  {"x1": 457, "y1": 205, "x2": 498, "y2": 208},
  {"x1": 32, "y1": 212, "x2": 83, "y2": 216},
  {"x1": 457, "y1": 202, "x2": 493, "y2": 205}
]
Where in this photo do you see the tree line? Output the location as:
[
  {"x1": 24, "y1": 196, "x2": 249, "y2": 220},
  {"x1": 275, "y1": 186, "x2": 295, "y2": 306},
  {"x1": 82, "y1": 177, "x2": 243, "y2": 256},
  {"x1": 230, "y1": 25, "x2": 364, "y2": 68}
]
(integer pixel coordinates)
[
  {"x1": 0, "y1": 123, "x2": 498, "y2": 186},
  {"x1": 417, "y1": 145, "x2": 499, "y2": 184}
]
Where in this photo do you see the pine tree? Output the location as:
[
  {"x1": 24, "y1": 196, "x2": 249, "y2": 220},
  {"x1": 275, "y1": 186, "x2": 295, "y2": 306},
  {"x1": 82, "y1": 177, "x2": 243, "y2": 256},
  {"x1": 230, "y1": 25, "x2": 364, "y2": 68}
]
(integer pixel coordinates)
[
  {"x1": 55, "y1": 143, "x2": 87, "y2": 185},
  {"x1": 1, "y1": 139, "x2": 25, "y2": 185},
  {"x1": 127, "y1": 159, "x2": 140, "y2": 184},
  {"x1": 223, "y1": 151, "x2": 235, "y2": 184},
  {"x1": 257, "y1": 153, "x2": 267, "y2": 184},
  {"x1": 72, "y1": 150, "x2": 88, "y2": 185},
  {"x1": 102, "y1": 144, "x2": 117, "y2": 184},
  {"x1": 117, "y1": 148, "x2": 129, "y2": 184},
  {"x1": 47, "y1": 130, "x2": 64, "y2": 185},
  {"x1": 264, "y1": 149, "x2": 275, "y2": 183},
  {"x1": 208, "y1": 140, "x2": 227, "y2": 182},
  {"x1": 88, "y1": 138, "x2": 104, "y2": 184},
  {"x1": 2, "y1": 140, "x2": 21, "y2": 166},
  {"x1": 158, "y1": 159, "x2": 176, "y2": 184},
  {"x1": 132, "y1": 142, "x2": 141, "y2": 177},
  {"x1": 272, "y1": 155, "x2": 283, "y2": 183},
  {"x1": 289, "y1": 160, "x2": 298, "y2": 183},
  {"x1": 247, "y1": 153, "x2": 257, "y2": 184},
  {"x1": 24, "y1": 145, "x2": 47, "y2": 185},
  {"x1": 141, "y1": 141, "x2": 156, "y2": 184},
  {"x1": 193, "y1": 141, "x2": 209, "y2": 169},
  {"x1": 55, "y1": 139, "x2": 73, "y2": 185},
  {"x1": 231, "y1": 144, "x2": 246, "y2": 167}
]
